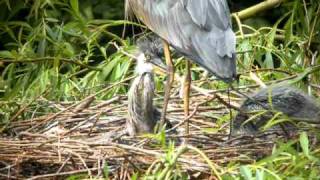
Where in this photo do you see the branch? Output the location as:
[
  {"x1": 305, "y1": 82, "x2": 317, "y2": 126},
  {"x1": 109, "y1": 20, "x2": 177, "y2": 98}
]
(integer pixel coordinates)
[
  {"x1": 233, "y1": 0, "x2": 285, "y2": 20},
  {"x1": 0, "y1": 57, "x2": 102, "y2": 71}
]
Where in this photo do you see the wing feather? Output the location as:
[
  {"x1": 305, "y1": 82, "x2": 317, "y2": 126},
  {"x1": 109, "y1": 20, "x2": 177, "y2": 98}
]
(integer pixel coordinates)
[
  {"x1": 184, "y1": 0, "x2": 231, "y2": 30},
  {"x1": 185, "y1": 0, "x2": 208, "y2": 29},
  {"x1": 127, "y1": 0, "x2": 237, "y2": 80}
]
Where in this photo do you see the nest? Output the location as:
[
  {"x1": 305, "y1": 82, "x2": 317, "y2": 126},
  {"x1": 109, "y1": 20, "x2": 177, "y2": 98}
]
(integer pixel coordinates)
[{"x1": 0, "y1": 88, "x2": 279, "y2": 179}]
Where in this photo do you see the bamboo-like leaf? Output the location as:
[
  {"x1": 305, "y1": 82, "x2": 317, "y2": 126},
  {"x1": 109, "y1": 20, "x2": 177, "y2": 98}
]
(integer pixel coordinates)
[
  {"x1": 240, "y1": 166, "x2": 252, "y2": 180},
  {"x1": 256, "y1": 169, "x2": 264, "y2": 180},
  {"x1": 300, "y1": 132, "x2": 310, "y2": 158},
  {"x1": 0, "y1": 51, "x2": 14, "y2": 59},
  {"x1": 70, "y1": 0, "x2": 79, "y2": 15}
]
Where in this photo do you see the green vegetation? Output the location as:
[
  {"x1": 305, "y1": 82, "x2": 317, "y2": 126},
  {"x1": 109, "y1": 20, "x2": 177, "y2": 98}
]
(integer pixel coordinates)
[
  {"x1": 0, "y1": 0, "x2": 134, "y2": 123},
  {"x1": 0, "y1": 0, "x2": 319, "y2": 179}
]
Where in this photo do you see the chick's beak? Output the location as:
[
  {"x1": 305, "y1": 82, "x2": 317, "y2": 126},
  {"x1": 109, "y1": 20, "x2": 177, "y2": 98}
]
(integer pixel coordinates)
[{"x1": 151, "y1": 57, "x2": 167, "y2": 75}]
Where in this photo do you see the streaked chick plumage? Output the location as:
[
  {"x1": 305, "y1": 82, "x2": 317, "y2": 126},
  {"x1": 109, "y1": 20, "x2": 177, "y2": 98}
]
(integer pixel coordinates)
[
  {"x1": 127, "y1": 36, "x2": 165, "y2": 136},
  {"x1": 231, "y1": 85, "x2": 320, "y2": 137}
]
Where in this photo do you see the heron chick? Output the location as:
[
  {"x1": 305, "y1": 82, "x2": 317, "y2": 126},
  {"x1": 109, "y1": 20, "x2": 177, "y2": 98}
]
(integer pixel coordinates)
[
  {"x1": 230, "y1": 85, "x2": 320, "y2": 137},
  {"x1": 127, "y1": 35, "x2": 167, "y2": 136}
]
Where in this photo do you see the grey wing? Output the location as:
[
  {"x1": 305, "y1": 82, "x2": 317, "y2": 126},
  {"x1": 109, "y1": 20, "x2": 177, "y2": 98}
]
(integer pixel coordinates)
[
  {"x1": 183, "y1": 0, "x2": 236, "y2": 58},
  {"x1": 182, "y1": 0, "x2": 236, "y2": 78},
  {"x1": 129, "y1": 0, "x2": 237, "y2": 80},
  {"x1": 181, "y1": 0, "x2": 231, "y2": 30}
]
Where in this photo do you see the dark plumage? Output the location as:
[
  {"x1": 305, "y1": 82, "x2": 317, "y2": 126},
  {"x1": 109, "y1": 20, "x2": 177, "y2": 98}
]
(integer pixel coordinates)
[
  {"x1": 127, "y1": 36, "x2": 168, "y2": 136},
  {"x1": 230, "y1": 86, "x2": 320, "y2": 137},
  {"x1": 125, "y1": 0, "x2": 237, "y2": 81}
]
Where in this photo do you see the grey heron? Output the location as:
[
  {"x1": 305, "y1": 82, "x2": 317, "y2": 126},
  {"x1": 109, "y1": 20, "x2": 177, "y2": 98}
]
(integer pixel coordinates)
[
  {"x1": 125, "y1": 0, "x2": 237, "y2": 134},
  {"x1": 127, "y1": 35, "x2": 169, "y2": 136},
  {"x1": 230, "y1": 85, "x2": 320, "y2": 137}
]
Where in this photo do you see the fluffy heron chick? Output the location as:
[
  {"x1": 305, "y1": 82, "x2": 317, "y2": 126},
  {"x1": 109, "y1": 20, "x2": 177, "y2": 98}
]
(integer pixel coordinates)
[
  {"x1": 127, "y1": 36, "x2": 166, "y2": 136},
  {"x1": 230, "y1": 85, "x2": 320, "y2": 137}
]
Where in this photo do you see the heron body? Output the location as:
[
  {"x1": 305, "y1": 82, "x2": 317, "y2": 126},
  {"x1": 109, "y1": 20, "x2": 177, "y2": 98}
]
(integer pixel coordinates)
[
  {"x1": 230, "y1": 86, "x2": 320, "y2": 137},
  {"x1": 127, "y1": 64, "x2": 156, "y2": 135},
  {"x1": 126, "y1": 0, "x2": 237, "y2": 80},
  {"x1": 126, "y1": 0, "x2": 236, "y2": 136},
  {"x1": 127, "y1": 36, "x2": 166, "y2": 136}
]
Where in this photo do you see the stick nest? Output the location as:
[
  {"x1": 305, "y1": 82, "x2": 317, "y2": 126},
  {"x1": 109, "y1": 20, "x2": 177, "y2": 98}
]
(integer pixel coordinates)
[{"x1": 0, "y1": 90, "x2": 278, "y2": 179}]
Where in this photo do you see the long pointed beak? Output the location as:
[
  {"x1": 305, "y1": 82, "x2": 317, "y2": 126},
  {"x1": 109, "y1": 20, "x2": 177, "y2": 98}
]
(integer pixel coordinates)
[{"x1": 151, "y1": 57, "x2": 167, "y2": 75}]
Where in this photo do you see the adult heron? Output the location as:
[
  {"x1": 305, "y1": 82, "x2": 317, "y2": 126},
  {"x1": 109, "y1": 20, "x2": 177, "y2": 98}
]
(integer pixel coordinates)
[
  {"x1": 127, "y1": 35, "x2": 168, "y2": 136},
  {"x1": 125, "y1": 0, "x2": 237, "y2": 134}
]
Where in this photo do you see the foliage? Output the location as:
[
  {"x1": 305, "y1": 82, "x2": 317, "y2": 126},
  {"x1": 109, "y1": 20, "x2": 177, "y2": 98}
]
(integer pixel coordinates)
[
  {"x1": 0, "y1": 0, "x2": 319, "y2": 179},
  {"x1": 229, "y1": 132, "x2": 320, "y2": 179},
  {"x1": 0, "y1": 0, "x2": 133, "y2": 124}
]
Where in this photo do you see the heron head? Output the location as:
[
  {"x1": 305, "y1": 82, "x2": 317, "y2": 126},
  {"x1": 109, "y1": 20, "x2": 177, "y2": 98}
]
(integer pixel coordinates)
[{"x1": 136, "y1": 35, "x2": 166, "y2": 71}]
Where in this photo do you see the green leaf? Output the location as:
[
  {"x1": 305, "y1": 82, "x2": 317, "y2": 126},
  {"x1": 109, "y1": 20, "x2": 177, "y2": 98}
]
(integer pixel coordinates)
[
  {"x1": 103, "y1": 164, "x2": 109, "y2": 179},
  {"x1": 70, "y1": 0, "x2": 79, "y2": 14},
  {"x1": 300, "y1": 132, "x2": 310, "y2": 158},
  {"x1": 256, "y1": 169, "x2": 264, "y2": 180},
  {"x1": 264, "y1": 51, "x2": 274, "y2": 69},
  {"x1": 0, "y1": 51, "x2": 14, "y2": 59},
  {"x1": 131, "y1": 173, "x2": 138, "y2": 180},
  {"x1": 100, "y1": 57, "x2": 120, "y2": 81},
  {"x1": 240, "y1": 166, "x2": 252, "y2": 180}
]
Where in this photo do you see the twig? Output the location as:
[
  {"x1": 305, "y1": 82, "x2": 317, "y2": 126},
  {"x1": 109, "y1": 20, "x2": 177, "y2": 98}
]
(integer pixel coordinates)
[
  {"x1": 27, "y1": 168, "x2": 100, "y2": 180},
  {"x1": 112, "y1": 42, "x2": 138, "y2": 60},
  {"x1": 233, "y1": 0, "x2": 285, "y2": 20},
  {"x1": 27, "y1": 75, "x2": 135, "y2": 133},
  {"x1": 166, "y1": 96, "x2": 216, "y2": 133},
  {"x1": 0, "y1": 57, "x2": 101, "y2": 71}
]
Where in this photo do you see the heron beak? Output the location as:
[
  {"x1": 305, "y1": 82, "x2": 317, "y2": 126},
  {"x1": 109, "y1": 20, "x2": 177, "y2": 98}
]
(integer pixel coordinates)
[{"x1": 151, "y1": 57, "x2": 166, "y2": 74}]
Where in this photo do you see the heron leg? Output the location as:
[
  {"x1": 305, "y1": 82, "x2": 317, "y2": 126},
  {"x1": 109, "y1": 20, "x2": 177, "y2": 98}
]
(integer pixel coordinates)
[
  {"x1": 184, "y1": 60, "x2": 191, "y2": 136},
  {"x1": 160, "y1": 40, "x2": 174, "y2": 128}
]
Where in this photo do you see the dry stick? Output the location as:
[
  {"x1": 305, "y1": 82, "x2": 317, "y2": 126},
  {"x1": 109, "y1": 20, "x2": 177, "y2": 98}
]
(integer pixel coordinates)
[
  {"x1": 92, "y1": 96, "x2": 121, "y2": 109},
  {"x1": 112, "y1": 42, "x2": 137, "y2": 60},
  {"x1": 65, "y1": 149, "x2": 92, "y2": 177},
  {"x1": 240, "y1": 68, "x2": 294, "y2": 76},
  {"x1": 67, "y1": 113, "x2": 101, "y2": 134},
  {"x1": 27, "y1": 75, "x2": 135, "y2": 133},
  {"x1": 0, "y1": 173, "x2": 18, "y2": 180},
  {"x1": 166, "y1": 96, "x2": 216, "y2": 133},
  {"x1": 124, "y1": 156, "x2": 143, "y2": 172},
  {"x1": 213, "y1": 93, "x2": 241, "y2": 112},
  {"x1": 37, "y1": 113, "x2": 103, "y2": 146},
  {"x1": 32, "y1": 78, "x2": 135, "y2": 148},
  {"x1": 250, "y1": 72, "x2": 267, "y2": 88},
  {"x1": 88, "y1": 111, "x2": 102, "y2": 136},
  {"x1": 104, "y1": 142, "x2": 211, "y2": 172},
  {"x1": 72, "y1": 96, "x2": 95, "y2": 113},
  {"x1": 9, "y1": 90, "x2": 50, "y2": 123},
  {"x1": 56, "y1": 154, "x2": 72, "y2": 174},
  {"x1": 27, "y1": 168, "x2": 100, "y2": 180},
  {"x1": 0, "y1": 90, "x2": 50, "y2": 133}
]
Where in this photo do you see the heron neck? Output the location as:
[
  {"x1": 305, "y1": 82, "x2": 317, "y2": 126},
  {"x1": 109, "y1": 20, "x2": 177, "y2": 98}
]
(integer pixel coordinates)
[{"x1": 136, "y1": 53, "x2": 153, "y2": 75}]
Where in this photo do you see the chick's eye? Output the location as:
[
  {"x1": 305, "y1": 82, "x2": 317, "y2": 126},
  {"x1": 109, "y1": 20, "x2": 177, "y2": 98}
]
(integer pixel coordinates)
[{"x1": 145, "y1": 54, "x2": 151, "y2": 60}]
